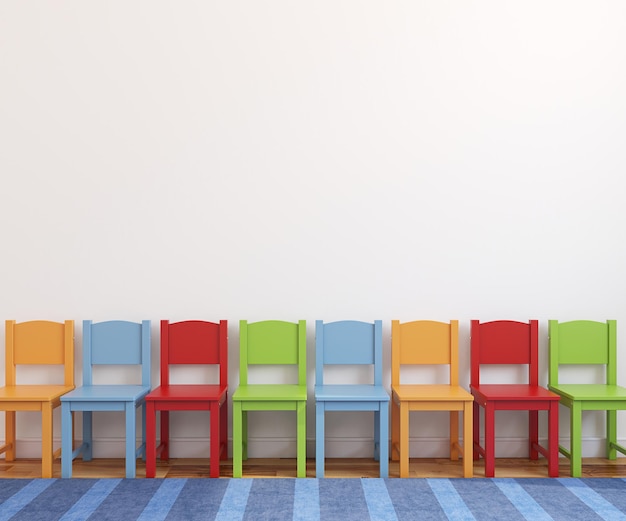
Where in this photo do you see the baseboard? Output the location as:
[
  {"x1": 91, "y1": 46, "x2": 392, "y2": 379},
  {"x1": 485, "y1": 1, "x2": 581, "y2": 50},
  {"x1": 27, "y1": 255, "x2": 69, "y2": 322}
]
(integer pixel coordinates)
[{"x1": 3, "y1": 436, "x2": 625, "y2": 459}]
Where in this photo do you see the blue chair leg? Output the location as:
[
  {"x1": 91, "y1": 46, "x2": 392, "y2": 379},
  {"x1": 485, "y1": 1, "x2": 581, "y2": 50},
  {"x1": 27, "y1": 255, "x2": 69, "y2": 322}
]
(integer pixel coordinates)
[
  {"x1": 316, "y1": 402, "x2": 325, "y2": 478},
  {"x1": 379, "y1": 401, "x2": 389, "y2": 478},
  {"x1": 125, "y1": 402, "x2": 136, "y2": 478},
  {"x1": 82, "y1": 411, "x2": 93, "y2": 461},
  {"x1": 374, "y1": 408, "x2": 380, "y2": 461},
  {"x1": 61, "y1": 402, "x2": 73, "y2": 478}
]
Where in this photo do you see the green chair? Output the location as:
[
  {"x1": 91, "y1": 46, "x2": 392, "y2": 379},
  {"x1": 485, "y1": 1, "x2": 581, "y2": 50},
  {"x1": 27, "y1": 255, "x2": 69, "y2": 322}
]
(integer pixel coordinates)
[
  {"x1": 232, "y1": 320, "x2": 307, "y2": 478},
  {"x1": 548, "y1": 319, "x2": 626, "y2": 477}
]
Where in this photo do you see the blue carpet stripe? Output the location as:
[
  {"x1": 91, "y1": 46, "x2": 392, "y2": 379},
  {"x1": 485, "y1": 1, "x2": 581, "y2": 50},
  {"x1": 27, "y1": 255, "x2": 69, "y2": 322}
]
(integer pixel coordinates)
[
  {"x1": 493, "y1": 479, "x2": 552, "y2": 521},
  {"x1": 215, "y1": 479, "x2": 253, "y2": 521},
  {"x1": 0, "y1": 479, "x2": 55, "y2": 521},
  {"x1": 294, "y1": 479, "x2": 320, "y2": 521},
  {"x1": 517, "y1": 479, "x2": 601, "y2": 521},
  {"x1": 557, "y1": 478, "x2": 626, "y2": 521},
  {"x1": 319, "y1": 478, "x2": 369, "y2": 521},
  {"x1": 451, "y1": 478, "x2": 526, "y2": 521},
  {"x1": 137, "y1": 478, "x2": 187, "y2": 521},
  {"x1": 58, "y1": 479, "x2": 121, "y2": 521},
  {"x1": 361, "y1": 479, "x2": 398, "y2": 521},
  {"x1": 427, "y1": 478, "x2": 476, "y2": 521}
]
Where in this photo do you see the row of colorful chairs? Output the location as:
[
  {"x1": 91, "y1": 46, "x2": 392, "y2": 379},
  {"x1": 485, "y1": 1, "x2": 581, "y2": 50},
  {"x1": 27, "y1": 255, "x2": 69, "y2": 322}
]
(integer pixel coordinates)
[{"x1": 1, "y1": 319, "x2": 624, "y2": 479}]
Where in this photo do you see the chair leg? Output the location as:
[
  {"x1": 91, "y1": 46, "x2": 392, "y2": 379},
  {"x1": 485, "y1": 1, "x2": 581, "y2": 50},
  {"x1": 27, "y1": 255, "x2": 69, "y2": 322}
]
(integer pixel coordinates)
[
  {"x1": 125, "y1": 403, "x2": 136, "y2": 479},
  {"x1": 242, "y1": 410, "x2": 248, "y2": 461},
  {"x1": 220, "y1": 398, "x2": 228, "y2": 461},
  {"x1": 391, "y1": 397, "x2": 400, "y2": 461},
  {"x1": 141, "y1": 402, "x2": 147, "y2": 461},
  {"x1": 484, "y1": 403, "x2": 495, "y2": 477},
  {"x1": 472, "y1": 402, "x2": 480, "y2": 461},
  {"x1": 82, "y1": 411, "x2": 93, "y2": 461},
  {"x1": 210, "y1": 402, "x2": 220, "y2": 478},
  {"x1": 233, "y1": 401, "x2": 243, "y2": 478},
  {"x1": 315, "y1": 402, "x2": 325, "y2": 478},
  {"x1": 529, "y1": 410, "x2": 539, "y2": 460},
  {"x1": 548, "y1": 400, "x2": 559, "y2": 477},
  {"x1": 399, "y1": 402, "x2": 410, "y2": 478},
  {"x1": 161, "y1": 410, "x2": 170, "y2": 461},
  {"x1": 379, "y1": 401, "x2": 389, "y2": 478},
  {"x1": 374, "y1": 409, "x2": 380, "y2": 462},
  {"x1": 297, "y1": 401, "x2": 306, "y2": 478},
  {"x1": 607, "y1": 409, "x2": 617, "y2": 460},
  {"x1": 463, "y1": 401, "x2": 473, "y2": 478},
  {"x1": 570, "y1": 402, "x2": 583, "y2": 477},
  {"x1": 41, "y1": 403, "x2": 54, "y2": 478},
  {"x1": 5, "y1": 411, "x2": 16, "y2": 461},
  {"x1": 450, "y1": 410, "x2": 459, "y2": 461},
  {"x1": 145, "y1": 402, "x2": 156, "y2": 478},
  {"x1": 61, "y1": 402, "x2": 73, "y2": 478}
]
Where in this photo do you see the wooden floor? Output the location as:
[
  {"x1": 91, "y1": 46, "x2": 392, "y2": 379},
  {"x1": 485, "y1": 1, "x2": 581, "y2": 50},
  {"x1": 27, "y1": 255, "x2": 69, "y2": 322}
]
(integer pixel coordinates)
[{"x1": 2, "y1": 457, "x2": 626, "y2": 479}]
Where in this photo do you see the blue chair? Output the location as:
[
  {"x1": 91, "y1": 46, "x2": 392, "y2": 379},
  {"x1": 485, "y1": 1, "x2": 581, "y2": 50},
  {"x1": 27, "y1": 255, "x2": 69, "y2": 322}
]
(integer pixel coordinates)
[
  {"x1": 314, "y1": 320, "x2": 390, "y2": 477},
  {"x1": 61, "y1": 320, "x2": 151, "y2": 478}
]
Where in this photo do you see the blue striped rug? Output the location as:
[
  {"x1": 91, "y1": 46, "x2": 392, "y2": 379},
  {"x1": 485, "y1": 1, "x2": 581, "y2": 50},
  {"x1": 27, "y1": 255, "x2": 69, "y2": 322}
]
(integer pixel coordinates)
[{"x1": 1, "y1": 478, "x2": 626, "y2": 521}]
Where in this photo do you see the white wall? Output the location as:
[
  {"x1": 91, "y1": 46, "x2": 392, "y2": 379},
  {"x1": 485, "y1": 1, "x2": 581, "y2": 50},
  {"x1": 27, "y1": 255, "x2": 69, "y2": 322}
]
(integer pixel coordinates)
[{"x1": 1, "y1": 1, "x2": 625, "y2": 461}]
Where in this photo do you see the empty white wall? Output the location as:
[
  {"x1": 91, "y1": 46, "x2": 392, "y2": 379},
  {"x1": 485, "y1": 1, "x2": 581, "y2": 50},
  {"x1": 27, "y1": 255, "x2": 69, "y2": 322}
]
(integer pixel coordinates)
[{"x1": 1, "y1": 1, "x2": 625, "y2": 461}]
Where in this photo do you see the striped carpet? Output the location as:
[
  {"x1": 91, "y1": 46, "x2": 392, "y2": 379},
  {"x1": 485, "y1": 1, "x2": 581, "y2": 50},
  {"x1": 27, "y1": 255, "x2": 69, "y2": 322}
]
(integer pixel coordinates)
[{"x1": 1, "y1": 478, "x2": 626, "y2": 521}]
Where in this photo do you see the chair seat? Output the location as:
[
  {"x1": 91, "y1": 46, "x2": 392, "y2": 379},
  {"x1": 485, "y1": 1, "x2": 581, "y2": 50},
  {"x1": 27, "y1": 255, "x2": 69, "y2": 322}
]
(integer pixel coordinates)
[
  {"x1": 315, "y1": 384, "x2": 389, "y2": 401},
  {"x1": 61, "y1": 385, "x2": 151, "y2": 402},
  {"x1": 393, "y1": 384, "x2": 473, "y2": 401},
  {"x1": 0, "y1": 385, "x2": 74, "y2": 402},
  {"x1": 232, "y1": 384, "x2": 306, "y2": 401},
  {"x1": 549, "y1": 384, "x2": 626, "y2": 401},
  {"x1": 472, "y1": 384, "x2": 559, "y2": 401},
  {"x1": 146, "y1": 384, "x2": 227, "y2": 402}
]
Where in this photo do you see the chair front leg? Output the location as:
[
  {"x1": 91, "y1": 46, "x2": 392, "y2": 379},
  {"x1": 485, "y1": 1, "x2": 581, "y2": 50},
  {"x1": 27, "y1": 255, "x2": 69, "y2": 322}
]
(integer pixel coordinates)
[
  {"x1": 315, "y1": 402, "x2": 325, "y2": 478},
  {"x1": 463, "y1": 401, "x2": 473, "y2": 478},
  {"x1": 233, "y1": 401, "x2": 243, "y2": 478},
  {"x1": 570, "y1": 402, "x2": 582, "y2": 477},
  {"x1": 484, "y1": 403, "x2": 495, "y2": 477},
  {"x1": 399, "y1": 402, "x2": 410, "y2": 478},
  {"x1": 41, "y1": 403, "x2": 54, "y2": 478},
  {"x1": 145, "y1": 401, "x2": 157, "y2": 478},
  {"x1": 548, "y1": 400, "x2": 559, "y2": 477},
  {"x1": 378, "y1": 401, "x2": 389, "y2": 478},
  {"x1": 297, "y1": 401, "x2": 306, "y2": 478},
  {"x1": 391, "y1": 397, "x2": 400, "y2": 462},
  {"x1": 473, "y1": 402, "x2": 480, "y2": 461},
  {"x1": 210, "y1": 402, "x2": 221, "y2": 478},
  {"x1": 61, "y1": 402, "x2": 73, "y2": 478},
  {"x1": 125, "y1": 402, "x2": 137, "y2": 478}
]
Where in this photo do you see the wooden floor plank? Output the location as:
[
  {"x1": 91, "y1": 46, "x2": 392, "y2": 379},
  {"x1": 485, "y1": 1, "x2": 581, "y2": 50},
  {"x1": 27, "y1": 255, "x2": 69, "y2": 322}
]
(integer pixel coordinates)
[{"x1": 1, "y1": 457, "x2": 626, "y2": 478}]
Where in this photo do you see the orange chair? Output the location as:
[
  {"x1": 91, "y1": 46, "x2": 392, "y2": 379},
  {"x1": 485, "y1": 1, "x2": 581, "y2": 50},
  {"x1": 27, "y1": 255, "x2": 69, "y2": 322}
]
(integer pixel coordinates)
[
  {"x1": 0, "y1": 320, "x2": 75, "y2": 478},
  {"x1": 391, "y1": 320, "x2": 473, "y2": 477}
]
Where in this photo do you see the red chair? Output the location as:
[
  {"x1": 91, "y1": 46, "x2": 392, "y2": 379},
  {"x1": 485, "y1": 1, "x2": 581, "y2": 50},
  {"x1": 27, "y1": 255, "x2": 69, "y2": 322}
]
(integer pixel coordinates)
[
  {"x1": 470, "y1": 320, "x2": 560, "y2": 477},
  {"x1": 145, "y1": 320, "x2": 228, "y2": 478}
]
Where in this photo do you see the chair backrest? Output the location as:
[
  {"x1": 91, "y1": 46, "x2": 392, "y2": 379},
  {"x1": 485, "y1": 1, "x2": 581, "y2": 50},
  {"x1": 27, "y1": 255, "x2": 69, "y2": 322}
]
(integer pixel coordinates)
[
  {"x1": 470, "y1": 320, "x2": 538, "y2": 387},
  {"x1": 5, "y1": 320, "x2": 74, "y2": 386},
  {"x1": 315, "y1": 320, "x2": 383, "y2": 386},
  {"x1": 391, "y1": 320, "x2": 459, "y2": 386},
  {"x1": 82, "y1": 320, "x2": 151, "y2": 387},
  {"x1": 160, "y1": 320, "x2": 228, "y2": 387},
  {"x1": 548, "y1": 319, "x2": 617, "y2": 386},
  {"x1": 239, "y1": 320, "x2": 306, "y2": 386}
]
